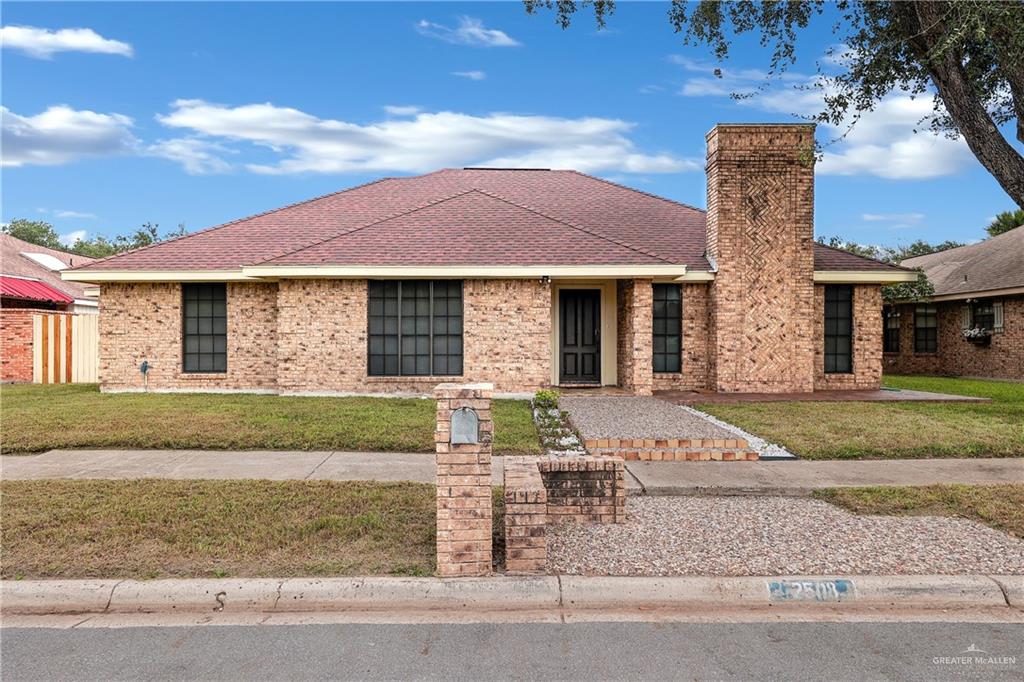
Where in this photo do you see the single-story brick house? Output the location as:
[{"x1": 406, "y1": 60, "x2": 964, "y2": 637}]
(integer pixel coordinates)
[
  {"x1": 63, "y1": 124, "x2": 915, "y2": 396},
  {"x1": 883, "y1": 224, "x2": 1023, "y2": 381}
]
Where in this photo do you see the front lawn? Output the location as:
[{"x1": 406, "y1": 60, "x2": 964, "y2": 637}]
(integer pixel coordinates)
[
  {"x1": 0, "y1": 384, "x2": 540, "y2": 456},
  {"x1": 698, "y1": 376, "x2": 1023, "y2": 459},
  {"x1": 813, "y1": 484, "x2": 1024, "y2": 538},
  {"x1": 0, "y1": 480, "x2": 438, "y2": 579}
]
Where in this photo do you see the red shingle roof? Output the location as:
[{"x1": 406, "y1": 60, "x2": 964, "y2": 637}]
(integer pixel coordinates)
[{"x1": 68, "y1": 168, "x2": 902, "y2": 273}]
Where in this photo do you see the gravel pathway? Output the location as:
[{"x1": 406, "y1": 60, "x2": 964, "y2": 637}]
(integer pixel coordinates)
[
  {"x1": 548, "y1": 497, "x2": 1024, "y2": 576},
  {"x1": 561, "y1": 397, "x2": 736, "y2": 440}
]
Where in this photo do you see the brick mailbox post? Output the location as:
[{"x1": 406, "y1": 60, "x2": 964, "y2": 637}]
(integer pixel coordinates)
[{"x1": 434, "y1": 382, "x2": 493, "y2": 577}]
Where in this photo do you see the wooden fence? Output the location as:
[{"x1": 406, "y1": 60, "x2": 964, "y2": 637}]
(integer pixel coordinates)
[{"x1": 32, "y1": 313, "x2": 99, "y2": 383}]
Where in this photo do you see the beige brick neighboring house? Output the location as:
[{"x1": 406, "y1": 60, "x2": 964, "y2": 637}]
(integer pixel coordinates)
[
  {"x1": 63, "y1": 124, "x2": 916, "y2": 396},
  {"x1": 884, "y1": 225, "x2": 1024, "y2": 381}
]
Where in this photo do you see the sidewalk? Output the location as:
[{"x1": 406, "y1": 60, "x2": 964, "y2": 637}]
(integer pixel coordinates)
[{"x1": 2, "y1": 449, "x2": 1020, "y2": 495}]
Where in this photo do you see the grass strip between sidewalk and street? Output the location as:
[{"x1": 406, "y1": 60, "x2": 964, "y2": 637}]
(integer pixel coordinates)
[
  {"x1": 813, "y1": 484, "x2": 1024, "y2": 538},
  {"x1": 697, "y1": 376, "x2": 1024, "y2": 459},
  {"x1": 1, "y1": 480, "x2": 440, "y2": 579},
  {"x1": 0, "y1": 384, "x2": 540, "y2": 456}
]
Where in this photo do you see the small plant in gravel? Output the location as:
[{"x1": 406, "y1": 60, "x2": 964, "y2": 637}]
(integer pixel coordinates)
[{"x1": 531, "y1": 390, "x2": 587, "y2": 457}]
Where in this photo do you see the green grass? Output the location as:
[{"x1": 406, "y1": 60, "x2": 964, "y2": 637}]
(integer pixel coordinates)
[
  {"x1": 0, "y1": 480, "x2": 438, "y2": 579},
  {"x1": 813, "y1": 484, "x2": 1024, "y2": 538},
  {"x1": 698, "y1": 376, "x2": 1023, "y2": 459},
  {"x1": 0, "y1": 384, "x2": 540, "y2": 456}
]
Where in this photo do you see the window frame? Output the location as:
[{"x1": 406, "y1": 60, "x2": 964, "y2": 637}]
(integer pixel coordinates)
[
  {"x1": 914, "y1": 304, "x2": 939, "y2": 354},
  {"x1": 971, "y1": 300, "x2": 995, "y2": 331},
  {"x1": 883, "y1": 305, "x2": 900, "y2": 354},
  {"x1": 367, "y1": 280, "x2": 463, "y2": 377},
  {"x1": 181, "y1": 283, "x2": 228, "y2": 374},
  {"x1": 823, "y1": 284, "x2": 854, "y2": 374},
  {"x1": 652, "y1": 283, "x2": 682, "y2": 374}
]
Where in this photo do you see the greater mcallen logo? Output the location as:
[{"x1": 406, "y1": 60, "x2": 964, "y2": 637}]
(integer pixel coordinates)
[{"x1": 933, "y1": 644, "x2": 1017, "y2": 667}]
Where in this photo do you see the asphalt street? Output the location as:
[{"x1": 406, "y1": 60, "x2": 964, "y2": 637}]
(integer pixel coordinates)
[{"x1": 3, "y1": 621, "x2": 1021, "y2": 681}]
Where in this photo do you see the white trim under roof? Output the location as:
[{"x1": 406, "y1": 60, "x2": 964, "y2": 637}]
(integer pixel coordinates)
[
  {"x1": 813, "y1": 270, "x2": 919, "y2": 284},
  {"x1": 61, "y1": 266, "x2": 917, "y2": 285},
  {"x1": 62, "y1": 270, "x2": 260, "y2": 283},
  {"x1": 240, "y1": 264, "x2": 690, "y2": 279}
]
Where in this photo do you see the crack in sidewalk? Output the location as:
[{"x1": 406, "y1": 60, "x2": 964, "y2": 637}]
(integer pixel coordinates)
[{"x1": 303, "y1": 452, "x2": 335, "y2": 480}]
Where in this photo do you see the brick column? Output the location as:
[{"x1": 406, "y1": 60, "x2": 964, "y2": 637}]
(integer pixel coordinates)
[
  {"x1": 705, "y1": 124, "x2": 816, "y2": 393},
  {"x1": 616, "y1": 279, "x2": 653, "y2": 395},
  {"x1": 435, "y1": 382, "x2": 493, "y2": 577}
]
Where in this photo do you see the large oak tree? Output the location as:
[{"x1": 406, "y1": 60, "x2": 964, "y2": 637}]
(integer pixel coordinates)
[{"x1": 525, "y1": 1, "x2": 1024, "y2": 207}]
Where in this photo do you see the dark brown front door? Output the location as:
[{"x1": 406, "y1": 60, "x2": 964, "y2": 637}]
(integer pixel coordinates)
[{"x1": 560, "y1": 289, "x2": 601, "y2": 384}]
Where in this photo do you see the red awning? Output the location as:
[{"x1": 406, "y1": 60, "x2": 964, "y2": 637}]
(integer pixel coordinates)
[{"x1": 0, "y1": 276, "x2": 74, "y2": 304}]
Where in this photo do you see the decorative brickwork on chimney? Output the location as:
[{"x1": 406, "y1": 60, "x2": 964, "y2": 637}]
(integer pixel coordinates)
[{"x1": 705, "y1": 124, "x2": 817, "y2": 392}]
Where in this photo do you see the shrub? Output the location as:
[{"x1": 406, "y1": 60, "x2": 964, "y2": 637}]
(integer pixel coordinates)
[{"x1": 533, "y1": 389, "x2": 559, "y2": 411}]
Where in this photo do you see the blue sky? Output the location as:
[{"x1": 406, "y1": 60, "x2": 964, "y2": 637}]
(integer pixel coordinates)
[{"x1": 3, "y1": 2, "x2": 1018, "y2": 249}]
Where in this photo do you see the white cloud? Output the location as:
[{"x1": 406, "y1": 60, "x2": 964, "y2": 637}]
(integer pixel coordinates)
[
  {"x1": 673, "y1": 54, "x2": 974, "y2": 180},
  {"x1": 1, "y1": 105, "x2": 138, "y2": 166},
  {"x1": 55, "y1": 210, "x2": 96, "y2": 219},
  {"x1": 154, "y1": 99, "x2": 697, "y2": 175},
  {"x1": 59, "y1": 229, "x2": 87, "y2": 246},
  {"x1": 416, "y1": 17, "x2": 520, "y2": 47},
  {"x1": 147, "y1": 137, "x2": 232, "y2": 174},
  {"x1": 638, "y1": 84, "x2": 664, "y2": 95},
  {"x1": 862, "y1": 212, "x2": 924, "y2": 223},
  {"x1": 0, "y1": 25, "x2": 133, "y2": 59},
  {"x1": 452, "y1": 70, "x2": 486, "y2": 81},
  {"x1": 383, "y1": 105, "x2": 422, "y2": 116}
]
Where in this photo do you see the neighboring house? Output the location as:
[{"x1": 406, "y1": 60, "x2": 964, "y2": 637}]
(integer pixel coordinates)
[
  {"x1": 1, "y1": 234, "x2": 98, "y2": 313},
  {"x1": 63, "y1": 124, "x2": 915, "y2": 396},
  {"x1": 884, "y1": 225, "x2": 1023, "y2": 381},
  {"x1": 2, "y1": 235, "x2": 99, "y2": 382}
]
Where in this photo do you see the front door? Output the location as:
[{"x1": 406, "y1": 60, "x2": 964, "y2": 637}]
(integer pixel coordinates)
[{"x1": 559, "y1": 289, "x2": 601, "y2": 384}]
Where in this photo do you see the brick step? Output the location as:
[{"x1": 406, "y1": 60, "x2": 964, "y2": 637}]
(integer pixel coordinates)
[
  {"x1": 589, "y1": 447, "x2": 760, "y2": 462},
  {"x1": 584, "y1": 437, "x2": 750, "y2": 450}
]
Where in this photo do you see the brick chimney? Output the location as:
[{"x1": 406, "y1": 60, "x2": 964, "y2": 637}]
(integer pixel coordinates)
[{"x1": 705, "y1": 124, "x2": 816, "y2": 393}]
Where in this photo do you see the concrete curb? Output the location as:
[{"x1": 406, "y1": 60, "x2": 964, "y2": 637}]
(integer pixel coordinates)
[{"x1": 1, "y1": 575, "x2": 1017, "y2": 615}]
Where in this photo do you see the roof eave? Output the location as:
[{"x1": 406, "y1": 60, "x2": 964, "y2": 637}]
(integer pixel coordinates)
[
  {"x1": 61, "y1": 269, "x2": 259, "y2": 284},
  {"x1": 242, "y1": 264, "x2": 691, "y2": 280},
  {"x1": 813, "y1": 270, "x2": 919, "y2": 284}
]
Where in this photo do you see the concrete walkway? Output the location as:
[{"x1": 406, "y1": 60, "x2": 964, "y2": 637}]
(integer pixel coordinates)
[{"x1": 2, "y1": 450, "x2": 1020, "y2": 495}]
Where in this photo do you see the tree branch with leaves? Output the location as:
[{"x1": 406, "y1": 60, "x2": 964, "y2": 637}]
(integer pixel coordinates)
[{"x1": 525, "y1": 0, "x2": 1024, "y2": 207}]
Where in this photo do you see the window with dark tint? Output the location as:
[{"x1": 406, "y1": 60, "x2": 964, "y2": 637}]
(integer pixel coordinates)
[
  {"x1": 914, "y1": 304, "x2": 938, "y2": 353},
  {"x1": 368, "y1": 281, "x2": 462, "y2": 376},
  {"x1": 182, "y1": 283, "x2": 227, "y2": 373},
  {"x1": 823, "y1": 285, "x2": 853, "y2": 373},
  {"x1": 883, "y1": 306, "x2": 900, "y2": 353},
  {"x1": 971, "y1": 301, "x2": 995, "y2": 330},
  {"x1": 652, "y1": 283, "x2": 682, "y2": 373}
]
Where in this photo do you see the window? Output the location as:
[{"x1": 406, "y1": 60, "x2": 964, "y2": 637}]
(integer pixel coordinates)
[
  {"x1": 182, "y1": 283, "x2": 227, "y2": 373},
  {"x1": 368, "y1": 280, "x2": 462, "y2": 376},
  {"x1": 914, "y1": 304, "x2": 938, "y2": 353},
  {"x1": 883, "y1": 306, "x2": 900, "y2": 353},
  {"x1": 652, "y1": 283, "x2": 681, "y2": 373},
  {"x1": 823, "y1": 285, "x2": 853, "y2": 373},
  {"x1": 971, "y1": 301, "x2": 995, "y2": 330}
]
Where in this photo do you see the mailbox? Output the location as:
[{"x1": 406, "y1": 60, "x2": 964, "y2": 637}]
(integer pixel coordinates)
[{"x1": 450, "y1": 407, "x2": 480, "y2": 444}]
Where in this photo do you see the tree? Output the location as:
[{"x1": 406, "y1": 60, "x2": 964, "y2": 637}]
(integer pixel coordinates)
[
  {"x1": 2, "y1": 219, "x2": 65, "y2": 250},
  {"x1": 987, "y1": 209, "x2": 1024, "y2": 237},
  {"x1": 3, "y1": 219, "x2": 188, "y2": 258},
  {"x1": 524, "y1": 1, "x2": 1024, "y2": 208}
]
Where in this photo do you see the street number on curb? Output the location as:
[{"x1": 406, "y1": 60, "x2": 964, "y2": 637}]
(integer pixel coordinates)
[{"x1": 767, "y1": 579, "x2": 855, "y2": 602}]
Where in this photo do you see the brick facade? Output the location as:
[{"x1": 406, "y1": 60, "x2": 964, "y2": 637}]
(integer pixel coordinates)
[
  {"x1": 615, "y1": 279, "x2": 653, "y2": 395},
  {"x1": 705, "y1": 124, "x2": 817, "y2": 392},
  {"x1": 99, "y1": 282, "x2": 278, "y2": 391},
  {"x1": 814, "y1": 284, "x2": 883, "y2": 390},
  {"x1": 883, "y1": 295, "x2": 1024, "y2": 381},
  {"x1": 1, "y1": 308, "x2": 40, "y2": 382},
  {"x1": 652, "y1": 282, "x2": 712, "y2": 392}
]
